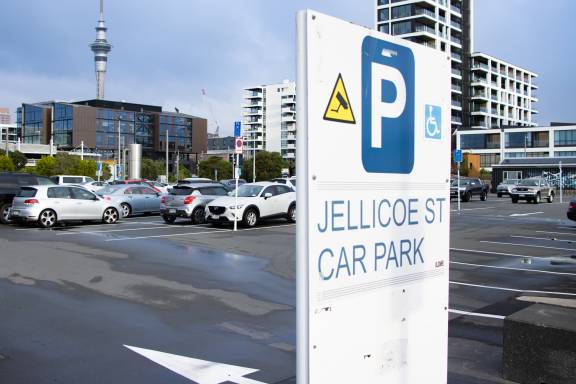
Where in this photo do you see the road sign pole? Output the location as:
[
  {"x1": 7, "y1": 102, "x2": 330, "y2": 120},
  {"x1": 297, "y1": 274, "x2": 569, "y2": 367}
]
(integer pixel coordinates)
[
  {"x1": 560, "y1": 161, "x2": 563, "y2": 204},
  {"x1": 234, "y1": 152, "x2": 239, "y2": 232},
  {"x1": 457, "y1": 165, "x2": 461, "y2": 213}
]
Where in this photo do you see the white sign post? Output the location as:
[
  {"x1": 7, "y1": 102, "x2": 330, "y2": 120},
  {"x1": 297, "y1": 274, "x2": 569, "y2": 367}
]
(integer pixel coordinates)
[{"x1": 297, "y1": 11, "x2": 451, "y2": 384}]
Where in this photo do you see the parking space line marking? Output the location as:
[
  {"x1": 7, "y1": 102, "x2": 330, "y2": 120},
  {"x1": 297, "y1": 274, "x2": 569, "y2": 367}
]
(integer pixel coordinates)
[
  {"x1": 105, "y1": 223, "x2": 296, "y2": 241},
  {"x1": 480, "y1": 240, "x2": 576, "y2": 252},
  {"x1": 450, "y1": 247, "x2": 548, "y2": 260},
  {"x1": 536, "y1": 230, "x2": 576, "y2": 237},
  {"x1": 450, "y1": 207, "x2": 496, "y2": 212},
  {"x1": 509, "y1": 212, "x2": 543, "y2": 217},
  {"x1": 511, "y1": 235, "x2": 574, "y2": 243},
  {"x1": 451, "y1": 261, "x2": 576, "y2": 276},
  {"x1": 450, "y1": 281, "x2": 576, "y2": 297},
  {"x1": 448, "y1": 309, "x2": 505, "y2": 320},
  {"x1": 55, "y1": 226, "x2": 207, "y2": 235}
]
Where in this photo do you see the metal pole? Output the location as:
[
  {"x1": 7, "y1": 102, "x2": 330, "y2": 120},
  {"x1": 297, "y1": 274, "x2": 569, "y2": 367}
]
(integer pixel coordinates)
[
  {"x1": 253, "y1": 141, "x2": 256, "y2": 182},
  {"x1": 81, "y1": 140, "x2": 84, "y2": 160},
  {"x1": 118, "y1": 119, "x2": 121, "y2": 180},
  {"x1": 165, "y1": 128, "x2": 169, "y2": 181},
  {"x1": 457, "y1": 165, "x2": 461, "y2": 213},
  {"x1": 560, "y1": 161, "x2": 563, "y2": 204},
  {"x1": 233, "y1": 153, "x2": 239, "y2": 232}
]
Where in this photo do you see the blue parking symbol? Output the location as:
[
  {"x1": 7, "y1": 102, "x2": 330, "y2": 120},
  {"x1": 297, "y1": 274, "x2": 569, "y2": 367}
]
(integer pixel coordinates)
[
  {"x1": 361, "y1": 36, "x2": 415, "y2": 174},
  {"x1": 425, "y1": 105, "x2": 441, "y2": 140}
]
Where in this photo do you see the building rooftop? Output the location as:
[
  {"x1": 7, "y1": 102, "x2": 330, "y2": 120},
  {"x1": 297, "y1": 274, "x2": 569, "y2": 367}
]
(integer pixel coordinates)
[{"x1": 495, "y1": 157, "x2": 576, "y2": 167}]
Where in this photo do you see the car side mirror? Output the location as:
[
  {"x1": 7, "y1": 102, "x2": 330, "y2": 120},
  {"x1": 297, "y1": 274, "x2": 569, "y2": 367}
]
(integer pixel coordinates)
[{"x1": 264, "y1": 193, "x2": 273, "y2": 199}]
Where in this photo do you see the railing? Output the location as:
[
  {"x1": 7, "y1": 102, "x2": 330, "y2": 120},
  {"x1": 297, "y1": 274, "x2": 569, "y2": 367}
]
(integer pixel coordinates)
[
  {"x1": 451, "y1": 35, "x2": 462, "y2": 44},
  {"x1": 450, "y1": 4, "x2": 462, "y2": 14},
  {"x1": 415, "y1": 8, "x2": 436, "y2": 18},
  {"x1": 472, "y1": 107, "x2": 488, "y2": 113},
  {"x1": 451, "y1": 52, "x2": 462, "y2": 61},
  {"x1": 450, "y1": 20, "x2": 462, "y2": 29},
  {"x1": 451, "y1": 68, "x2": 462, "y2": 76},
  {"x1": 452, "y1": 116, "x2": 463, "y2": 123},
  {"x1": 415, "y1": 24, "x2": 436, "y2": 34},
  {"x1": 472, "y1": 91, "x2": 487, "y2": 98},
  {"x1": 451, "y1": 84, "x2": 462, "y2": 92},
  {"x1": 473, "y1": 63, "x2": 489, "y2": 70},
  {"x1": 471, "y1": 77, "x2": 488, "y2": 84},
  {"x1": 451, "y1": 100, "x2": 462, "y2": 107}
]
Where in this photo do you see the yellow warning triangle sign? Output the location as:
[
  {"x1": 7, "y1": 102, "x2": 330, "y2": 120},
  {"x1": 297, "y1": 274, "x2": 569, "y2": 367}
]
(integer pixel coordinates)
[{"x1": 323, "y1": 73, "x2": 356, "y2": 124}]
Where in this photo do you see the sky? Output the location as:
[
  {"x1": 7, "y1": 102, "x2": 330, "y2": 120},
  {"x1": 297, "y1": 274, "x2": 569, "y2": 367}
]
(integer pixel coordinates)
[{"x1": 0, "y1": 0, "x2": 574, "y2": 135}]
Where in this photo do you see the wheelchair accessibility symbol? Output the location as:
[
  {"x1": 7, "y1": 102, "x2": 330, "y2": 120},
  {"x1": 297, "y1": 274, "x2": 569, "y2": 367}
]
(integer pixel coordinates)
[{"x1": 425, "y1": 104, "x2": 441, "y2": 140}]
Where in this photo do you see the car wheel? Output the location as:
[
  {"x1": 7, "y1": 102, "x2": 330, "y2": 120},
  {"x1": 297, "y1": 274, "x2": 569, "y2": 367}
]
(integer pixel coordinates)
[
  {"x1": 0, "y1": 203, "x2": 12, "y2": 224},
  {"x1": 162, "y1": 214, "x2": 176, "y2": 224},
  {"x1": 120, "y1": 203, "x2": 131, "y2": 218},
  {"x1": 38, "y1": 209, "x2": 57, "y2": 228},
  {"x1": 242, "y1": 208, "x2": 258, "y2": 228},
  {"x1": 191, "y1": 207, "x2": 206, "y2": 225},
  {"x1": 102, "y1": 207, "x2": 119, "y2": 224},
  {"x1": 287, "y1": 204, "x2": 296, "y2": 223},
  {"x1": 462, "y1": 192, "x2": 471, "y2": 202},
  {"x1": 480, "y1": 192, "x2": 487, "y2": 201},
  {"x1": 548, "y1": 193, "x2": 554, "y2": 203},
  {"x1": 534, "y1": 193, "x2": 541, "y2": 204},
  {"x1": 497, "y1": 193, "x2": 502, "y2": 198},
  {"x1": 511, "y1": 197, "x2": 518, "y2": 204}
]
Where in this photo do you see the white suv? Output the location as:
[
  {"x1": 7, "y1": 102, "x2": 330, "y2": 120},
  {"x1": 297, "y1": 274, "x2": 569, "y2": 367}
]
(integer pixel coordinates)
[{"x1": 205, "y1": 182, "x2": 296, "y2": 227}]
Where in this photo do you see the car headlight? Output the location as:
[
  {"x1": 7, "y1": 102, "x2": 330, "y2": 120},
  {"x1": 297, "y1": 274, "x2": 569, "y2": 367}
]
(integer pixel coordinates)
[
  {"x1": 229, "y1": 205, "x2": 244, "y2": 209},
  {"x1": 511, "y1": 188, "x2": 517, "y2": 192}
]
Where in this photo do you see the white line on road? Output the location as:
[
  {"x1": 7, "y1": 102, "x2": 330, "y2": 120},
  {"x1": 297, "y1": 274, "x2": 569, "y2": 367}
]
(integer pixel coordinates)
[
  {"x1": 451, "y1": 207, "x2": 496, "y2": 212},
  {"x1": 55, "y1": 225, "x2": 228, "y2": 235},
  {"x1": 451, "y1": 261, "x2": 576, "y2": 276},
  {"x1": 448, "y1": 309, "x2": 505, "y2": 320},
  {"x1": 480, "y1": 240, "x2": 576, "y2": 252},
  {"x1": 450, "y1": 281, "x2": 576, "y2": 297},
  {"x1": 450, "y1": 247, "x2": 548, "y2": 260},
  {"x1": 106, "y1": 223, "x2": 296, "y2": 242},
  {"x1": 509, "y1": 212, "x2": 543, "y2": 217},
  {"x1": 511, "y1": 235, "x2": 574, "y2": 243},
  {"x1": 535, "y1": 230, "x2": 576, "y2": 237}
]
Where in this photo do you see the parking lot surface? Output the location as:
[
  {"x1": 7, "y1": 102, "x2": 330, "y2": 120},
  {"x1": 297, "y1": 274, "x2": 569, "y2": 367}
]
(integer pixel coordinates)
[{"x1": 0, "y1": 194, "x2": 575, "y2": 383}]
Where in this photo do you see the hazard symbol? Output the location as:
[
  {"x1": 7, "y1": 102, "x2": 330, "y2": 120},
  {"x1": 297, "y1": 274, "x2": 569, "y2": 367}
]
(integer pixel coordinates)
[{"x1": 323, "y1": 73, "x2": 356, "y2": 124}]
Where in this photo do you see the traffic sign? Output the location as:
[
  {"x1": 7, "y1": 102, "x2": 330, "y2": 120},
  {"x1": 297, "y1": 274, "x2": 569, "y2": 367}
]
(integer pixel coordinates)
[
  {"x1": 454, "y1": 149, "x2": 463, "y2": 163},
  {"x1": 297, "y1": 11, "x2": 451, "y2": 384},
  {"x1": 234, "y1": 137, "x2": 243, "y2": 155},
  {"x1": 96, "y1": 162, "x2": 103, "y2": 177},
  {"x1": 234, "y1": 121, "x2": 242, "y2": 138}
]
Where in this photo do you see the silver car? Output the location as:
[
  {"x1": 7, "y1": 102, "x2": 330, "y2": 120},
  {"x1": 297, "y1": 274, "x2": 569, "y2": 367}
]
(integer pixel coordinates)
[
  {"x1": 496, "y1": 179, "x2": 519, "y2": 197},
  {"x1": 97, "y1": 184, "x2": 162, "y2": 217},
  {"x1": 10, "y1": 185, "x2": 121, "y2": 228},
  {"x1": 160, "y1": 183, "x2": 229, "y2": 224}
]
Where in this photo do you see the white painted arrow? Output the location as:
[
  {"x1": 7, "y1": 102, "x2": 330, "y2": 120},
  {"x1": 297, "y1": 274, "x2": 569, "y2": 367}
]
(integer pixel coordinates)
[{"x1": 124, "y1": 345, "x2": 268, "y2": 384}]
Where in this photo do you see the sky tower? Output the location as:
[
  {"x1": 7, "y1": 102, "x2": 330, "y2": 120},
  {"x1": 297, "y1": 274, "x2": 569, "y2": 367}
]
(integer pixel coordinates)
[{"x1": 90, "y1": 0, "x2": 112, "y2": 100}]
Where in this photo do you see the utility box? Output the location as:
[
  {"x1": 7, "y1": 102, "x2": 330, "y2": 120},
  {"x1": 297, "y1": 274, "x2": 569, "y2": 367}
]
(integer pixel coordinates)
[
  {"x1": 503, "y1": 303, "x2": 576, "y2": 384},
  {"x1": 127, "y1": 143, "x2": 142, "y2": 180}
]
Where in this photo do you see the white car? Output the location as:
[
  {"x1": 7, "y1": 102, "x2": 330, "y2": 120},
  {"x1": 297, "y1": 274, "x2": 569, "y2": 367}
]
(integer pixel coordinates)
[
  {"x1": 205, "y1": 182, "x2": 296, "y2": 227},
  {"x1": 272, "y1": 177, "x2": 296, "y2": 191},
  {"x1": 82, "y1": 181, "x2": 109, "y2": 192}
]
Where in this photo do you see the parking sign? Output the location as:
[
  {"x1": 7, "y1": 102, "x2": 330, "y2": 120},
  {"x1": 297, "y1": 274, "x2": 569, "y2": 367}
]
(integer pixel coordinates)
[{"x1": 297, "y1": 11, "x2": 451, "y2": 384}]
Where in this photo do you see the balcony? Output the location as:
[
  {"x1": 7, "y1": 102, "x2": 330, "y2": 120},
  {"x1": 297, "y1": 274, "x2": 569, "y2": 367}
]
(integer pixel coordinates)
[
  {"x1": 471, "y1": 76, "x2": 488, "y2": 85},
  {"x1": 450, "y1": 4, "x2": 462, "y2": 14},
  {"x1": 451, "y1": 68, "x2": 462, "y2": 77},
  {"x1": 243, "y1": 101, "x2": 262, "y2": 108},
  {"x1": 414, "y1": 7, "x2": 436, "y2": 19},
  {"x1": 451, "y1": 84, "x2": 462, "y2": 92},
  {"x1": 451, "y1": 100, "x2": 462, "y2": 108},
  {"x1": 472, "y1": 91, "x2": 487, "y2": 99},
  {"x1": 451, "y1": 52, "x2": 462, "y2": 61},
  {"x1": 284, "y1": 153, "x2": 295, "y2": 159},
  {"x1": 450, "y1": 20, "x2": 462, "y2": 30},
  {"x1": 473, "y1": 63, "x2": 489, "y2": 71},
  {"x1": 450, "y1": 35, "x2": 462, "y2": 45},
  {"x1": 415, "y1": 24, "x2": 436, "y2": 35},
  {"x1": 471, "y1": 107, "x2": 488, "y2": 114}
]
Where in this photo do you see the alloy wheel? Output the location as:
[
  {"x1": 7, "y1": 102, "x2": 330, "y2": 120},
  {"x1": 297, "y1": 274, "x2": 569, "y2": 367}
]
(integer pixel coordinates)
[
  {"x1": 39, "y1": 210, "x2": 56, "y2": 228},
  {"x1": 104, "y1": 208, "x2": 119, "y2": 224}
]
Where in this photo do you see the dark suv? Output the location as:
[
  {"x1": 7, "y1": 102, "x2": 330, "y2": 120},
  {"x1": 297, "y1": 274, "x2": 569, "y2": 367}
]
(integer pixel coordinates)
[
  {"x1": 450, "y1": 178, "x2": 489, "y2": 202},
  {"x1": 0, "y1": 172, "x2": 55, "y2": 224}
]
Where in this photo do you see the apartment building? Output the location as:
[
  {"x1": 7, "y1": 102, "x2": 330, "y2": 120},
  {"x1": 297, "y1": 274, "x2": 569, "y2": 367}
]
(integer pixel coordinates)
[
  {"x1": 242, "y1": 81, "x2": 296, "y2": 162},
  {"x1": 376, "y1": 0, "x2": 473, "y2": 132},
  {"x1": 0, "y1": 108, "x2": 10, "y2": 124},
  {"x1": 470, "y1": 53, "x2": 538, "y2": 129},
  {"x1": 456, "y1": 125, "x2": 576, "y2": 170},
  {"x1": 375, "y1": 0, "x2": 538, "y2": 131}
]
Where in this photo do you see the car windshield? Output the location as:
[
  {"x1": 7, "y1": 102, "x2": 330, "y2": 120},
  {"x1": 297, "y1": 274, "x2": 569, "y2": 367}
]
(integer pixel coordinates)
[
  {"x1": 97, "y1": 185, "x2": 123, "y2": 195},
  {"x1": 234, "y1": 185, "x2": 264, "y2": 197},
  {"x1": 503, "y1": 179, "x2": 518, "y2": 185},
  {"x1": 451, "y1": 179, "x2": 471, "y2": 186},
  {"x1": 170, "y1": 187, "x2": 194, "y2": 196},
  {"x1": 519, "y1": 179, "x2": 539, "y2": 186},
  {"x1": 18, "y1": 187, "x2": 37, "y2": 197}
]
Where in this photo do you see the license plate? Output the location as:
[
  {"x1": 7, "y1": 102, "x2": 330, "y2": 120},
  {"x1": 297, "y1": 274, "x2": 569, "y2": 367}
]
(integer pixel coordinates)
[
  {"x1": 518, "y1": 194, "x2": 525, "y2": 197},
  {"x1": 11, "y1": 210, "x2": 20, "y2": 216},
  {"x1": 169, "y1": 209, "x2": 176, "y2": 214}
]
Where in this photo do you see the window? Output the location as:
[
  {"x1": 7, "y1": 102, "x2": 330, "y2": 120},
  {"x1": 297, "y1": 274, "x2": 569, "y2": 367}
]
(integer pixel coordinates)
[
  {"x1": 71, "y1": 187, "x2": 96, "y2": 200},
  {"x1": 276, "y1": 186, "x2": 293, "y2": 195},
  {"x1": 504, "y1": 171, "x2": 522, "y2": 180},
  {"x1": 554, "y1": 130, "x2": 576, "y2": 147},
  {"x1": 378, "y1": 24, "x2": 390, "y2": 34},
  {"x1": 139, "y1": 187, "x2": 157, "y2": 195},
  {"x1": 124, "y1": 187, "x2": 141, "y2": 195},
  {"x1": 63, "y1": 177, "x2": 84, "y2": 184},
  {"x1": 262, "y1": 186, "x2": 279, "y2": 197},
  {"x1": 479, "y1": 153, "x2": 500, "y2": 168},
  {"x1": 18, "y1": 188, "x2": 37, "y2": 198},
  {"x1": 48, "y1": 187, "x2": 72, "y2": 199},
  {"x1": 378, "y1": 8, "x2": 389, "y2": 21},
  {"x1": 392, "y1": 20, "x2": 412, "y2": 35},
  {"x1": 391, "y1": 5, "x2": 412, "y2": 19},
  {"x1": 460, "y1": 134, "x2": 500, "y2": 150},
  {"x1": 198, "y1": 187, "x2": 228, "y2": 196}
]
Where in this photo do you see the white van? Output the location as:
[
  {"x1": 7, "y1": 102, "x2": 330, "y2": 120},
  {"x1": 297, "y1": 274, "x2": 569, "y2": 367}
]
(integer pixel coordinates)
[{"x1": 50, "y1": 175, "x2": 95, "y2": 185}]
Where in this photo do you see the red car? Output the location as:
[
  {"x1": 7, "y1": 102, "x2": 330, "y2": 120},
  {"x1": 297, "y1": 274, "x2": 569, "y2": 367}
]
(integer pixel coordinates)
[{"x1": 567, "y1": 200, "x2": 576, "y2": 221}]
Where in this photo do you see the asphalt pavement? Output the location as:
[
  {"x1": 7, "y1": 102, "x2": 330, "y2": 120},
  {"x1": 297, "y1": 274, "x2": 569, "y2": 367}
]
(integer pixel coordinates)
[{"x1": 0, "y1": 194, "x2": 575, "y2": 383}]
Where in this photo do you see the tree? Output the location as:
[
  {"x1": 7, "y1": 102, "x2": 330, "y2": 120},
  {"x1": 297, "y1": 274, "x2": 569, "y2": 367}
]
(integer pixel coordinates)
[
  {"x1": 459, "y1": 160, "x2": 469, "y2": 177},
  {"x1": 242, "y1": 151, "x2": 288, "y2": 182},
  {"x1": 35, "y1": 156, "x2": 58, "y2": 176},
  {"x1": 198, "y1": 156, "x2": 232, "y2": 180},
  {"x1": 0, "y1": 155, "x2": 15, "y2": 172},
  {"x1": 178, "y1": 164, "x2": 192, "y2": 180},
  {"x1": 141, "y1": 159, "x2": 165, "y2": 181},
  {"x1": 9, "y1": 151, "x2": 28, "y2": 170}
]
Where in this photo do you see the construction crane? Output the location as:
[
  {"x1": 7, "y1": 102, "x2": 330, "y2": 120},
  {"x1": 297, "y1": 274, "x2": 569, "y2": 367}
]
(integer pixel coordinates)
[{"x1": 201, "y1": 89, "x2": 220, "y2": 137}]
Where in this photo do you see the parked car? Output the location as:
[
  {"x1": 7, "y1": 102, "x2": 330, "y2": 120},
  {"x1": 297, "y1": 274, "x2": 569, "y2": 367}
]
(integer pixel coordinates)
[
  {"x1": 177, "y1": 178, "x2": 214, "y2": 185},
  {"x1": 496, "y1": 179, "x2": 520, "y2": 198},
  {"x1": 271, "y1": 177, "x2": 296, "y2": 191},
  {"x1": 97, "y1": 184, "x2": 162, "y2": 217},
  {"x1": 206, "y1": 182, "x2": 296, "y2": 227},
  {"x1": 219, "y1": 179, "x2": 247, "y2": 191},
  {"x1": 450, "y1": 178, "x2": 489, "y2": 202},
  {"x1": 10, "y1": 185, "x2": 121, "y2": 228},
  {"x1": 567, "y1": 199, "x2": 576, "y2": 221},
  {"x1": 50, "y1": 175, "x2": 95, "y2": 185},
  {"x1": 110, "y1": 179, "x2": 168, "y2": 194},
  {"x1": 510, "y1": 178, "x2": 555, "y2": 204},
  {"x1": 82, "y1": 181, "x2": 108, "y2": 192},
  {"x1": 0, "y1": 172, "x2": 55, "y2": 224},
  {"x1": 160, "y1": 183, "x2": 229, "y2": 224}
]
